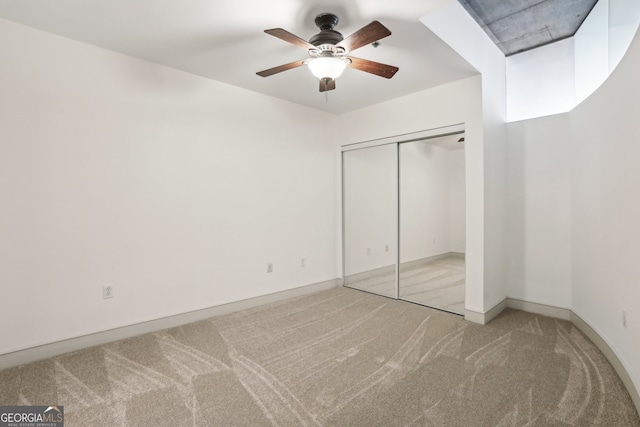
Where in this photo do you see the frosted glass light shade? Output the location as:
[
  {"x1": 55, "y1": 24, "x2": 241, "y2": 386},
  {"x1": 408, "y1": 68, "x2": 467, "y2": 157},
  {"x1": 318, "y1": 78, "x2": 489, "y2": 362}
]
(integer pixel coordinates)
[{"x1": 308, "y1": 57, "x2": 347, "y2": 79}]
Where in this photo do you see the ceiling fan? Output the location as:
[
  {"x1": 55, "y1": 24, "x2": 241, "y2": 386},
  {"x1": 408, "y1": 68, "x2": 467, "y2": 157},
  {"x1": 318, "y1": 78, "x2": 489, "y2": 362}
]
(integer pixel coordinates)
[{"x1": 256, "y1": 13, "x2": 399, "y2": 92}]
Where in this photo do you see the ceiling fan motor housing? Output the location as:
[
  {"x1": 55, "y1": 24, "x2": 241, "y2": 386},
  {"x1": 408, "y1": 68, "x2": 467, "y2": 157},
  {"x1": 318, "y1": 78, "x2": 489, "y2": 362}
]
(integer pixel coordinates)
[{"x1": 309, "y1": 13, "x2": 344, "y2": 49}]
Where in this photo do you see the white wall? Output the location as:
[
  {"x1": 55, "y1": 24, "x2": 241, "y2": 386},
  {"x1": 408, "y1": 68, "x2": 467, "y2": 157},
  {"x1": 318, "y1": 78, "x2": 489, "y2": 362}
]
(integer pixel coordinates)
[
  {"x1": 570, "y1": 25, "x2": 640, "y2": 401},
  {"x1": 480, "y1": 51, "x2": 508, "y2": 312},
  {"x1": 609, "y1": 0, "x2": 640, "y2": 70},
  {"x1": 0, "y1": 18, "x2": 338, "y2": 355},
  {"x1": 507, "y1": 39, "x2": 576, "y2": 122},
  {"x1": 505, "y1": 114, "x2": 572, "y2": 308},
  {"x1": 575, "y1": 0, "x2": 609, "y2": 105}
]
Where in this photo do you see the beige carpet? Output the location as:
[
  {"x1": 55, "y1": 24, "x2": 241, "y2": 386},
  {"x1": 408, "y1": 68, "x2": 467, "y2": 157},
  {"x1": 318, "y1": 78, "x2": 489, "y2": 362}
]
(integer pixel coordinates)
[{"x1": 1, "y1": 287, "x2": 638, "y2": 426}]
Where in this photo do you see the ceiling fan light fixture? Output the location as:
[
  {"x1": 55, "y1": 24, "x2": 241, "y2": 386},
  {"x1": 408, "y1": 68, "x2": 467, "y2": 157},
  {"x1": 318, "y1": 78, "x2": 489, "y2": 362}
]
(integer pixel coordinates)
[
  {"x1": 308, "y1": 57, "x2": 347, "y2": 80},
  {"x1": 257, "y1": 15, "x2": 397, "y2": 92}
]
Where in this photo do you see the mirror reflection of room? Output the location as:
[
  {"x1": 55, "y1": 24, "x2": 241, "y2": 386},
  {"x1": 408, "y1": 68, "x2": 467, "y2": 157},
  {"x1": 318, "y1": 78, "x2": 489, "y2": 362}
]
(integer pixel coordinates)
[
  {"x1": 342, "y1": 144, "x2": 397, "y2": 298},
  {"x1": 399, "y1": 135, "x2": 466, "y2": 314}
]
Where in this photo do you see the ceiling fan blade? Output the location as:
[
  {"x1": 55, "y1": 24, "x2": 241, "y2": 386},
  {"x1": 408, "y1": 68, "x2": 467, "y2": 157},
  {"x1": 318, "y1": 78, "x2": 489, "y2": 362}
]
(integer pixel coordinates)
[
  {"x1": 256, "y1": 59, "x2": 307, "y2": 77},
  {"x1": 319, "y1": 78, "x2": 336, "y2": 92},
  {"x1": 347, "y1": 57, "x2": 398, "y2": 79},
  {"x1": 336, "y1": 21, "x2": 391, "y2": 52},
  {"x1": 265, "y1": 28, "x2": 316, "y2": 51}
]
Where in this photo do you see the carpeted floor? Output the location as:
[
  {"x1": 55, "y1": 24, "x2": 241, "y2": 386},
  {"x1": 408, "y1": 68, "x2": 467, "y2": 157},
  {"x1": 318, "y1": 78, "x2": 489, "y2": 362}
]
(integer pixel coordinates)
[{"x1": 1, "y1": 287, "x2": 638, "y2": 426}]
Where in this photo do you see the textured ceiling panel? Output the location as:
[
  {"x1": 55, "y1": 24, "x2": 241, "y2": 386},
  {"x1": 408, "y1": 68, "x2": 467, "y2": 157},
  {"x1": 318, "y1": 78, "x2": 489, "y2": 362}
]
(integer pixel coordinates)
[{"x1": 459, "y1": 0, "x2": 599, "y2": 55}]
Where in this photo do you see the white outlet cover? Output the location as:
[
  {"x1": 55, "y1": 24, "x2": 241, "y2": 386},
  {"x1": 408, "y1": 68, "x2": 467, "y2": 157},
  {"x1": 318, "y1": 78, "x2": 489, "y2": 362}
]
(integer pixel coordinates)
[{"x1": 103, "y1": 285, "x2": 113, "y2": 299}]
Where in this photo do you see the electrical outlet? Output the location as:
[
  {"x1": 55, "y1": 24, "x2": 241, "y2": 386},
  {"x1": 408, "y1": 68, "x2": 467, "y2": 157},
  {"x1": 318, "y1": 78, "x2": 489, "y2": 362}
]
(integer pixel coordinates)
[
  {"x1": 301, "y1": 258, "x2": 306, "y2": 267},
  {"x1": 433, "y1": 238, "x2": 436, "y2": 245},
  {"x1": 103, "y1": 284, "x2": 113, "y2": 299},
  {"x1": 367, "y1": 248, "x2": 371, "y2": 255},
  {"x1": 622, "y1": 309, "x2": 627, "y2": 328},
  {"x1": 267, "y1": 262, "x2": 273, "y2": 273},
  {"x1": 385, "y1": 244, "x2": 389, "y2": 252}
]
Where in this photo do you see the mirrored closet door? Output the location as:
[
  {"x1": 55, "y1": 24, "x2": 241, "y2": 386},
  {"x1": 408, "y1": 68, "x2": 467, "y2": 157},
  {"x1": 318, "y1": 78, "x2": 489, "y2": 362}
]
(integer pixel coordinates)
[
  {"x1": 343, "y1": 144, "x2": 398, "y2": 298},
  {"x1": 398, "y1": 135, "x2": 466, "y2": 314}
]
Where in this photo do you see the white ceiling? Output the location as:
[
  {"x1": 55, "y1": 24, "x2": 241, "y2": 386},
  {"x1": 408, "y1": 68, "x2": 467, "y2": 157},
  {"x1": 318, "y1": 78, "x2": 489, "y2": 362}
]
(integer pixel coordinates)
[{"x1": 0, "y1": 0, "x2": 479, "y2": 115}]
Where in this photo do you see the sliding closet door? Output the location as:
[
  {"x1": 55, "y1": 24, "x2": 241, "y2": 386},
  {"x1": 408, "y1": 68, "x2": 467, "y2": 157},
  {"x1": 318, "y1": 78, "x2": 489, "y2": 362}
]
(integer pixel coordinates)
[
  {"x1": 399, "y1": 136, "x2": 466, "y2": 314},
  {"x1": 343, "y1": 144, "x2": 397, "y2": 298}
]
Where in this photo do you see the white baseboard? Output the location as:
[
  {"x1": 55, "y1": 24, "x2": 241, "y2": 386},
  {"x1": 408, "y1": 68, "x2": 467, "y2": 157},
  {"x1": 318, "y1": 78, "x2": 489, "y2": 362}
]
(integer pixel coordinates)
[
  {"x1": 506, "y1": 298, "x2": 571, "y2": 320},
  {"x1": 465, "y1": 299, "x2": 507, "y2": 325},
  {"x1": 0, "y1": 278, "x2": 341, "y2": 371}
]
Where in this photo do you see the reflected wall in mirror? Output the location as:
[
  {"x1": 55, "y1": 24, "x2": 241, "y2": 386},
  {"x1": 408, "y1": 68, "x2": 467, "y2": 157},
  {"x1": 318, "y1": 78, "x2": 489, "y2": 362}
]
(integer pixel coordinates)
[
  {"x1": 399, "y1": 134, "x2": 466, "y2": 314},
  {"x1": 343, "y1": 144, "x2": 397, "y2": 298}
]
